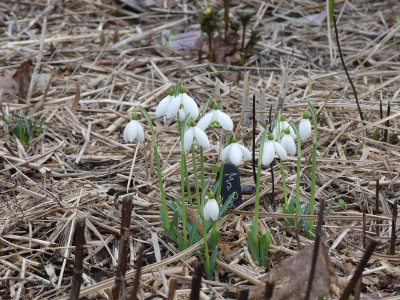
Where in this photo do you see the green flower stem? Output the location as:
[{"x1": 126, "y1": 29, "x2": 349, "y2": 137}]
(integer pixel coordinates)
[
  {"x1": 290, "y1": 121, "x2": 302, "y2": 214},
  {"x1": 199, "y1": 98, "x2": 212, "y2": 193},
  {"x1": 191, "y1": 145, "x2": 200, "y2": 209},
  {"x1": 216, "y1": 161, "x2": 225, "y2": 203},
  {"x1": 201, "y1": 206, "x2": 211, "y2": 271},
  {"x1": 178, "y1": 113, "x2": 188, "y2": 247},
  {"x1": 280, "y1": 159, "x2": 288, "y2": 207},
  {"x1": 180, "y1": 148, "x2": 188, "y2": 246},
  {"x1": 276, "y1": 111, "x2": 288, "y2": 206},
  {"x1": 200, "y1": 146, "x2": 205, "y2": 189},
  {"x1": 139, "y1": 106, "x2": 169, "y2": 229},
  {"x1": 184, "y1": 153, "x2": 193, "y2": 209},
  {"x1": 254, "y1": 126, "x2": 270, "y2": 242},
  {"x1": 308, "y1": 102, "x2": 318, "y2": 239}
]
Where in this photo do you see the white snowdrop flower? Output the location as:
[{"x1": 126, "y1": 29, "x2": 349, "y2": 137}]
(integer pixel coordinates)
[
  {"x1": 272, "y1": 116, "x2": 296, "y2": 140},
  {"x1": 280, "y1": 128, "x2": 296, "y2": 155},
  {"x1": 183, "y1": 120, "x2": 210, "y2": 151},
  {"x1": 220, "y1": 136, "x2": 251, "y2": 165},
  {"x1": 299, "y1": 111, "x2": 312, "y2": 141},
  {"x1": 197, "y1": 101, "x2": 233, "y2": 131},
  {"x1": 166, "y1": 85, "x2": 199, "y2": 119},
  {"x1": 262, "y1": 133, "x2": 287, "y2": 166},
  {"x1": 203, "y1": 191, "x2": 219, "y2": 221},
  {"x1": 123, "y1": 113, "x2": 145, "y2": 143}
]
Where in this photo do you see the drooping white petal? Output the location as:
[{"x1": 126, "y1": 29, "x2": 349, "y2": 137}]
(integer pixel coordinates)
[
  {"x1": 156, "y1": 95, "x2": 172, "y2": 117},
  {"x1": 184, "y1": 127, "x2": 194, "y2": 151},
  {"x1": 221, "y1": 144, "x2": 233, "y2": 161},
  {"x1": 299, "y1": 119, "x2": 312, "y2": 141},
  {"x1": 262, "y1": 141, "x2": 275, "y2": 165},
  {"x1": 272, "y1": 127, "x2": 278, "y2": 140},
  {"x1": 281, "y1": 135, "x2": 296, "y2": 156},
  {"x1": 274, "y1": 141, "x2": 288, "y2": 160},
  {"x1": 238, "y1": 144, "x2": 251, "y2": 159},
  {"x1": 166, "y1": 96, "x2": 181, "y2": 119},
  {"x1": 193, "y1": 126, "x2": 210, "y2": 149},
  {"x1": 229, "y1": 143, "x2": 243, "y2": 165},
  {"x1": 204, "y1": 199, "x2": 219, "y2": 221},
  {"x1": 136, "y1": 122, "x2": 145, "y2": 142},
  {"x1": 217, "y1": 110, "x2": 233, "y2": 131},
  {"x1": 181, "y1": 93, "x2": 199, "y2": 119},
  {"x1": 197, "y1": 112, "x2": 213, "y2": 131}
]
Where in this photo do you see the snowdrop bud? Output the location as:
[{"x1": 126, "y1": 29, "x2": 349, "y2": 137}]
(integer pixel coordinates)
[
  {"x1": 299, "y1": 111, "x2": 312, "y2": 141},
  {"x1": 203, "y1": 191, "x2": 219, "y2": 221}
]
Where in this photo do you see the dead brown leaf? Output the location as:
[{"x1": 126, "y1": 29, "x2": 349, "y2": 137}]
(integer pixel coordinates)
[{"x1": 0, "y1": 60, "x2": 33, "y2": 103}]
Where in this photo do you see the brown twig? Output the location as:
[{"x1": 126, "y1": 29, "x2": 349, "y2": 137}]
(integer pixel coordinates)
[
  {"x1": 333, "y1": 16, "x2": 363, "y2": 121},
  {"x1": 375, "y1": 179, "x2": 380, "y2": 236},
  {"x1": 237, "y1": 289, "x2": 249, "y2": 300},
  {"x1": 190, "y1": 262, "x2": 203, "y2": 300},
  {"x1": 113, "y1": 196, "x2": 133, "y2": 299},
  {"x1": 70, "y1": 218, "x2": 86, "y2": 300},
  {"x1": 265, "y1": 281, "x2": 275, "y2": 300},
  {"x1": 167, "y1": 278, "x2": 177, "y2": 300},
  {"x1": 362, "y1": 205, "x2": 366, "y2": 248},
  {"x1": 127, "y1": 243, "x2": 145, "y2": 300},
  {"x1": 385, "y1": 101, "x2": 391, "y2": 142},
  {"x1": 389, "y1": 199, "x2": 398, "y2": 255},
  {"x1": 304, "y1": 198, "x2": 325, "y2": 300},
  {"x1": 340, "y1": 240, "x2": 378, "y2": 300}
]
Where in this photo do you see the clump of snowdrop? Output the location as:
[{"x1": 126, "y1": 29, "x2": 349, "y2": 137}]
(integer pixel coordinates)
[
  {"x1": 123, "y1": 112, "x2": 144, "y2": 143},
  {"x1": 220, "y1": 135, "x2": 251, "y2": 165},
  {"x1": 197, "y1": 102, "x2": 233, "y2": 131},
  {"x1": 299, "y1": 111, "x2": 312, "y2": 141},
  {"x1": 272, "y1": 115, "x2": 296, "y2": 140},
  {"x1": 155, "y1": 85, "x2": 199, "y2": 119},
  {"x1": 262, "y1": 133, "x2": 287, "y2": 166}
]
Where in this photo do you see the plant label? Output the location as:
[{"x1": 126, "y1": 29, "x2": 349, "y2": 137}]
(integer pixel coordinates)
[{"x1": 220, "y1": 163, "x2": 242, "y2": 207}]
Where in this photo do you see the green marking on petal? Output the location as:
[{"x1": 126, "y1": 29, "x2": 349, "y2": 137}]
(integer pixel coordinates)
[{"x1": 211, "y1": 120, "x2": 220, "y2": 126}]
